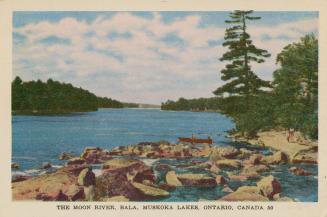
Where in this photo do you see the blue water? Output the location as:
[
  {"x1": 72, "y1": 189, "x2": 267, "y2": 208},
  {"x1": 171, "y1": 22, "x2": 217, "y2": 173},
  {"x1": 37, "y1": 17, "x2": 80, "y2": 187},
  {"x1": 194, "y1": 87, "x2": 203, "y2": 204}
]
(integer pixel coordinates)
[
  {"x1": 12, "y1": 108, "x2": 234, "y2": 171},
  {"x1": 12, "y1": 108, "x2": 318, "y2": 201}
]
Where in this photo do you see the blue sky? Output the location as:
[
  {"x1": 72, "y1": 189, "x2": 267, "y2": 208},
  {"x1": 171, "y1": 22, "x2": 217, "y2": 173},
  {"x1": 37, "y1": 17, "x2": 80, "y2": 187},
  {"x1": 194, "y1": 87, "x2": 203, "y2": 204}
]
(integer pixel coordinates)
[{"x1": 13, "y1": 11, "x2": 318, "y2": 104}]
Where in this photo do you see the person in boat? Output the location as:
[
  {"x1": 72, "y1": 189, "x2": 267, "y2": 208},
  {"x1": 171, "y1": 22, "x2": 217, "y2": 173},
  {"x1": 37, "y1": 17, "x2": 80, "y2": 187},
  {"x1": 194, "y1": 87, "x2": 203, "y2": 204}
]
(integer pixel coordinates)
[{"x1": 287, "y1": 128, "x2": 295, "y2": 143}]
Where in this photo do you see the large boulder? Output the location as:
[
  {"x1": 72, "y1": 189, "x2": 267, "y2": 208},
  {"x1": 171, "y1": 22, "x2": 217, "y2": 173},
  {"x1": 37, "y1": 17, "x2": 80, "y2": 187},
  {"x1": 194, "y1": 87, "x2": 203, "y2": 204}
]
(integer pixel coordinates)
[
  {"x1": 219, "y1": 185, "x2": 268, "y2": 201},
  {"x1": 131, "y1": 182, "x2": 170, "y2": 199},
  {"x1": 12, "y1": 166, "x2": 86, "y2": 201},
  {"x1": 78, "y1": 167, "x2": 96, "y2": 186},
  {"x1": 289, "y1": 167, "x2": 312, "y2": 176},
  {"x1": 95, "y1": 173, "x2": 147, "y2": 201},
  {"x1": 102, "y1": 158, "x2": 155, "y2": 183},
  {"x1": 176, "y1": 173, "x2": 217, "y2": 188},
  {"x1": 262, "y1": 151, "x2": 288, "y2": 165},
  {"x1": 166, "y1": 171, "x2": 182, "y2": 187},
  {"x1": 256, "y1": 175, "x2": 281, "y2": 199}
]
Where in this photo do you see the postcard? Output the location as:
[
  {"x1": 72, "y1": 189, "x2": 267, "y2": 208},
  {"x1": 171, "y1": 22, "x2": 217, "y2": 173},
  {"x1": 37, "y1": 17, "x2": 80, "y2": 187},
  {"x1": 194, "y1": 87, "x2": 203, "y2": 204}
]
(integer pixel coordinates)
[{"x1": 0, "y1": 0, "x2": 326, "y2": 217}]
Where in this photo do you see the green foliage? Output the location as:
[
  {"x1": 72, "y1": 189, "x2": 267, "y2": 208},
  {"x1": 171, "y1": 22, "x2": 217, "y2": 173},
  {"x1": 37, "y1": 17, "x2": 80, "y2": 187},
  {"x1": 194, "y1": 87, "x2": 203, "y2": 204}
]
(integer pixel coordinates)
[
  {"x1": 231, "y1": 94, "x2": 276, "y2": 138},
  {"x1": 12, "y1": 77, "x2": 123, "y2": 114},
  {"x1": 272, "y1": 34, "x2": 318, "y2": 139},
  {"x1": 97, "y1": 97, "x2": 123, "y2": 108},
  {"x1": 162, "y1": 34, "x2": 318, "y2": 140},
  {"x1": 214, "y1": 10, "x2": 271, "y2": 97},
  {"x1": 161, "y1": 97, "x2": 222, "y2": 112},
  {"x1": 123, "y1": 102, "x2": 139, "y2": 108}
]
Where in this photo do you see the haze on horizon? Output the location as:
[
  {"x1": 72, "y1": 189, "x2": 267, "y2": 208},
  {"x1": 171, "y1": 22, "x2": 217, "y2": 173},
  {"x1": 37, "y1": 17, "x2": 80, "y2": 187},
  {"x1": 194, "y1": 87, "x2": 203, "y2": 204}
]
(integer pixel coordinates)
[{"x1": 13, "y1": 11, "x2": 318, "y2": 104}]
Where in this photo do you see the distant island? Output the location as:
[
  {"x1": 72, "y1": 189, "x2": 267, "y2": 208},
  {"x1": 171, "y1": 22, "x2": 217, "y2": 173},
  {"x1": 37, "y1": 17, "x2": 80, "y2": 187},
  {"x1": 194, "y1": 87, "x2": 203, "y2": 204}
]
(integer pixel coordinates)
[
  {"x1": 161, "y1": 97, "x2": 221, "y2": 112},
  {"x1": 12, "y1": 77, "x2": 159, "y2": 115}
]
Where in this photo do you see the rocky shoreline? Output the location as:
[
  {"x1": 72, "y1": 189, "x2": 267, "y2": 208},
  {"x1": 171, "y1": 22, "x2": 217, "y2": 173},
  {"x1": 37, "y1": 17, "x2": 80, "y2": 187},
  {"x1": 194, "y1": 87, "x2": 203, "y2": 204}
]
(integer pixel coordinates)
[
  {"x1": 12, "y1": 140, "x2": 316, "y2": 201},
  {"x1": 230, "y1": 129, "x2": 318, "y2": 164}
]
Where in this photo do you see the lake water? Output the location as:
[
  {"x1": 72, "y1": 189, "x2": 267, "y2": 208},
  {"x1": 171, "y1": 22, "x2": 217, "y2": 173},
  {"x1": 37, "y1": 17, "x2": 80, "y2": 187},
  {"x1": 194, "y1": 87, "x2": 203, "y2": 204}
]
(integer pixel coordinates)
[{"x1": 12, "y1": 108, "x2": 318, "y2": 202}]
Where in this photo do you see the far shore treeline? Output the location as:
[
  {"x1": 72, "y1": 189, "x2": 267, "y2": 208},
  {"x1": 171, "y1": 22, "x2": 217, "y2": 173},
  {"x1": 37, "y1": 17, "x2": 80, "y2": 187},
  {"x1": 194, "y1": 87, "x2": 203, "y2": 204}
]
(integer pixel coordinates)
[
  {"x1": 12, "y1": 77, "x2": 127, "y2": 115},
  {"x1": 162, "y1": 11, "x2": 318, "y2": 140}
]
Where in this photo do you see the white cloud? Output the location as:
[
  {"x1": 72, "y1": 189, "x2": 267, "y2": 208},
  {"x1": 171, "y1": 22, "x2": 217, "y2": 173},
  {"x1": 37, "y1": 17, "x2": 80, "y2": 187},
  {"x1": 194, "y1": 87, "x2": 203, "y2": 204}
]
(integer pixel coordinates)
[{"x1": 13, "y1": 13, "x2": 318, "y2": 104}]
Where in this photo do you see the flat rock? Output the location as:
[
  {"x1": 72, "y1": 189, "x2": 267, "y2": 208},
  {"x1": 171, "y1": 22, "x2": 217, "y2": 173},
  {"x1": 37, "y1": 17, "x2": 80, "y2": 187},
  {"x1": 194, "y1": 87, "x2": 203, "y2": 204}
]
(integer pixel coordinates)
[
  {"x1": 219, "y1": 191, "x2": 269, "y2": 201},
  {"x1": 292, "y1": 152, "x2": 317, "y2": 164},
  {"x1": 215, "y1": 159, "x2": 242, "y2": 169},
  {"x1": 131, "y1": 182, "x2": 170, "y2": 199},
  {"x1": 242, "y1": 164, "x2": 270, "y2": 173},
  {"x1": 228, "y1": 171, "x2": 259, "y2": 182},
  {"x1": 236, "y1": 186, "x2": 262, "y2": 194},
  {"x1": 103, "y1": 158, "x2": 142, "y2": 171},
  {"x1": 104, "y1": 195, "x2": 130, "y2": 201}
]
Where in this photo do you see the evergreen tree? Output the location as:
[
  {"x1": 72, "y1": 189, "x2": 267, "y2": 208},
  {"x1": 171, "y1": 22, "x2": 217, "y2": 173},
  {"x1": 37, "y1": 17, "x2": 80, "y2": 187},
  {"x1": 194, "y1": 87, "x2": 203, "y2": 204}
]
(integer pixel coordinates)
[{"x1": 214, "y1": 10, "x2": 271, "y2": 97}]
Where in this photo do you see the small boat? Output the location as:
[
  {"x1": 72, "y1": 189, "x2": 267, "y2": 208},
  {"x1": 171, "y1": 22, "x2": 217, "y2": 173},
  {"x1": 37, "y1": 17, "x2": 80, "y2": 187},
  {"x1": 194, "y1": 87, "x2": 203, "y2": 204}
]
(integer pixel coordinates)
[{"x1": 178, "y1": 135, "x2": 213, "y2": 145}]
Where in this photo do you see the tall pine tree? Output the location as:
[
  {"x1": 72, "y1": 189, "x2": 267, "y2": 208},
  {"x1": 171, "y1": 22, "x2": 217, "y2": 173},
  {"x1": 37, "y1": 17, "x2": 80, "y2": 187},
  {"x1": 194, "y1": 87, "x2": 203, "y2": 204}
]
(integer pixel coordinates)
[{"x1": 214, "y1": 10, "x2": 271, "y2": 97}]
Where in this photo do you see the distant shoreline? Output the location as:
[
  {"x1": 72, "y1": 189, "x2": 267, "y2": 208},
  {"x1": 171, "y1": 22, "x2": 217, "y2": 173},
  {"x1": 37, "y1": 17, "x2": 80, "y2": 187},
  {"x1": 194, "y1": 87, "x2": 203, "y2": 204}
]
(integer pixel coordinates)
[{"x1": 12, "y1": 107, "x2": 162, "y2": 116}]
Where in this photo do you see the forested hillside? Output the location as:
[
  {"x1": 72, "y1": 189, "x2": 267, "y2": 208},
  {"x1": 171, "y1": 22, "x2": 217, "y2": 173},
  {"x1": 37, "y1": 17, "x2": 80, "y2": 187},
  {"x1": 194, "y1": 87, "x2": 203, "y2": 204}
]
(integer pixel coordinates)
[{"x1": 12, "y1": 77, "x2": 123, "y2": 114}]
